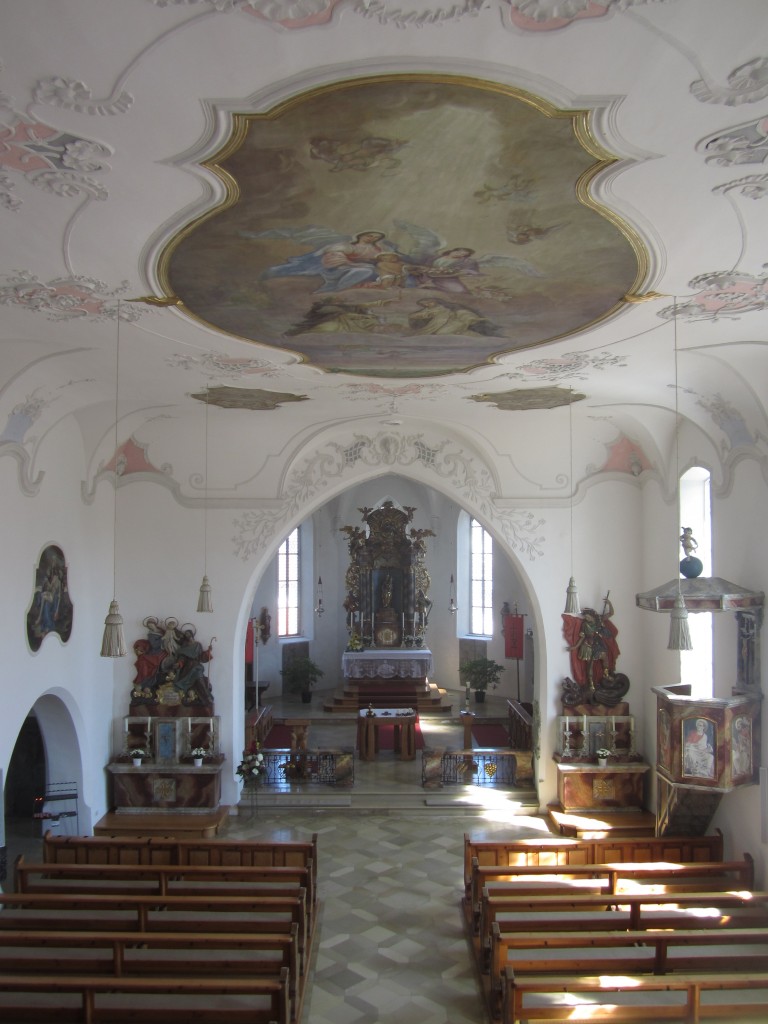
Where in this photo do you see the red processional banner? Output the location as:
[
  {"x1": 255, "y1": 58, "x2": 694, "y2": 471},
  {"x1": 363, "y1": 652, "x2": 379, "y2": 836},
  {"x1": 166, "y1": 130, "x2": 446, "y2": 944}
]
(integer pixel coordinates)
[
  {"x1": 503, "y1": 613, "x2": 525, "y2": 660},
  {"x1": 245, "y1": 618, "x2": 254, "y2": 664}
]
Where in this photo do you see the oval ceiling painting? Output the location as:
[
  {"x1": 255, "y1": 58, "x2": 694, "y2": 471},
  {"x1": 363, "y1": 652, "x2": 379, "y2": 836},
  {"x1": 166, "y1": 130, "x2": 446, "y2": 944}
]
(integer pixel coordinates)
[{"x1": 164, "y1": 76, "x2": 642, "y2": 378}]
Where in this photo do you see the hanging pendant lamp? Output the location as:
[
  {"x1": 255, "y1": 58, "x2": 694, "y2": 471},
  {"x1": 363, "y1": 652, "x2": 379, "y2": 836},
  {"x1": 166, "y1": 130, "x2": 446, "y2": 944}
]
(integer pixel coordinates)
[
  {"x1": 564, "y1": 387, "x2": 581, "y2": 614},
  {"x1": 101, "y1": 300, "x2": 126, "y2": 657},
  {"x1": 197, "y1": 386, "x2": 213, "y2": 612},
  {"x1": 668, "y1": 298, "x2": 691, "y2": 650}
]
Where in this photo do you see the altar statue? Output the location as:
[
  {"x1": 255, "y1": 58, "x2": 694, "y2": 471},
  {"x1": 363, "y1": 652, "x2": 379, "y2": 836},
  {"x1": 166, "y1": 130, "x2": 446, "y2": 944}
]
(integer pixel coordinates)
[
  {"x1": 131, "y1": 617, "x2": 214, "y2": 706},
  {"x1": 381, "y1": 573, "x2": 394, "y2": 608}
]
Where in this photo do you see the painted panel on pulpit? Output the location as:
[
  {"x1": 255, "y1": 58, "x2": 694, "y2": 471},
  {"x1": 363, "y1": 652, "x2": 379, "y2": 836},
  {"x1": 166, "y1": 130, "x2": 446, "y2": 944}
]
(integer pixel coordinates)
[{"x1": 165, "y1": 76, "x2": 642, "y2": 377}]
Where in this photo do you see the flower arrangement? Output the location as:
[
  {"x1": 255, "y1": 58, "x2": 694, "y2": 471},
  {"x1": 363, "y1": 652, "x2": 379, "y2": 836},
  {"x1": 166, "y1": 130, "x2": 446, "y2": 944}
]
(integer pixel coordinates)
[
  {"x1": 190, "y1": 747, "x2": 208, "y2": 758},
  {"x1": 129, "y1": 748, "x2": 146, "y2": 758},
  {"x1": 236, "y1": 743, "x2": 265, "y2": 784},
  {"x1": 596, "y1": 748, "x2": 611, "y2": 760}
]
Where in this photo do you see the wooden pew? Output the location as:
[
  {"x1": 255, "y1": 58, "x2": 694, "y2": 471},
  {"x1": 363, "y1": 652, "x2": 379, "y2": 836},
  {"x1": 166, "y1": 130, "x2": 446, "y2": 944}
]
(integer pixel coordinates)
[
  {"x1": 479, "y1": 889, "x2": 768, "y2": 967},
  {"x1": 43, "y1": 831, "x2": 318, "y2": 882},
  {"x1": 470, "y1": 855, "x2": 755, "y2": 928},
  {"x1": 463, "y1": 830, "x2": 724, "y2": 902},
  {"x1": 0, "y1": 927, "x2": 301, "y2": 1022},
  {"x1": 490, "y1": 926, "x2": 768, "y2": 1015},
  {"x1": 15, "y1": 857, "x2": 316, "y2": 921},
  {"x1": 0, "y1": 968, "x2": 290, "y2": 1024},
  {"x1": 0, "y1": 891, "x2": 310, "y2": 974},
  {"x1": 502, "y1": 969, "x2": 768, "y2": 1024}
]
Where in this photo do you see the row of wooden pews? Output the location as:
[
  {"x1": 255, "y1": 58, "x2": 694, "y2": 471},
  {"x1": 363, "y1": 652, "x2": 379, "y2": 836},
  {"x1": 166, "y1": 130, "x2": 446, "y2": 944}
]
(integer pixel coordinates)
[
  {"x1": 462, "y1": 830, "x2": 768, "y2": 1024},
  {"x1": 0, "y1": 830, "x2": 319, "y2": 1023}
]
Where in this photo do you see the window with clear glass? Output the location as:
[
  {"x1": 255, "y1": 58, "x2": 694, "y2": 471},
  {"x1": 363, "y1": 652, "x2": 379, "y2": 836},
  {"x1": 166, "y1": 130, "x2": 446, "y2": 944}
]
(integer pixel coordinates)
[
  {"x1": 277, "y1": 528, "x2": 300, "y2": 637},
  {"x1": 680, "y1": 466, "x2": 712, "y2": 697},
  {"x1": 470, "y1": 518, "x2": 493, "y2": 636}
]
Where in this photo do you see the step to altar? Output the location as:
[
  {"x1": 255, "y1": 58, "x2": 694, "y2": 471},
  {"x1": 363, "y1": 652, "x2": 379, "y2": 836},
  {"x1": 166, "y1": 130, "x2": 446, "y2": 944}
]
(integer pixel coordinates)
[
  {"x1": 322, "y1": 680, "x2": 452, "y2": 714},
  {"x1": 94, "y1": 806, "x2": 231, "y2": 839},
  {"x1": 547, "y1": 803, "x2": 657, "y2": 839}
]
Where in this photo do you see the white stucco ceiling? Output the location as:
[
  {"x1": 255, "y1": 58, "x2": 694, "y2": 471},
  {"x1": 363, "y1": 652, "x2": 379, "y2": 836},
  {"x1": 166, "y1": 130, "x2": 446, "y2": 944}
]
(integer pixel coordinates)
[{"x1": 1, "y1": 0, "x2": 767, "y2": 506}]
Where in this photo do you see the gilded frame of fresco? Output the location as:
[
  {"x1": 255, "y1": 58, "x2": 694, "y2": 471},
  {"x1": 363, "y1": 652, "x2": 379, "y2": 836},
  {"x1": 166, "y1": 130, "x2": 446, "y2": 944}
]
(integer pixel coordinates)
[{"x1": 159, "y1": 74, "x2": 646, "y2": 379}]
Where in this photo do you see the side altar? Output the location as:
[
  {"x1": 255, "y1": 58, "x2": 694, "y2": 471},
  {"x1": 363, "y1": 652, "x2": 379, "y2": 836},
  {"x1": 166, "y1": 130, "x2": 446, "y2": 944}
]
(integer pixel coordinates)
[
  {"x1": 550, "y1": 597, "x2": 651, "y2": 826},
  {"x1": 105, "y1": 616, "x2": 225, "y2": 815}
]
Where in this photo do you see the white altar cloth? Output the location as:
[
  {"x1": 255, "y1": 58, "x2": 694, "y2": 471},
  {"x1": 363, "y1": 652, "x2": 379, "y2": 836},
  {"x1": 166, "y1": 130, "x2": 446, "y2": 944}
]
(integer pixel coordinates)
[{"x1": 342, "y1": 648, "x2": 432, "y2": 680}]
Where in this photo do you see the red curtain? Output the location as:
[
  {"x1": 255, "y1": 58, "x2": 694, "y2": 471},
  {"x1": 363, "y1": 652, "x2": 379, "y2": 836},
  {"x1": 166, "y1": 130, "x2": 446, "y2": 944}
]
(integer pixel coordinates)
[{"x1": 504, "y1": 614, "x2": 525, "y2": 659}]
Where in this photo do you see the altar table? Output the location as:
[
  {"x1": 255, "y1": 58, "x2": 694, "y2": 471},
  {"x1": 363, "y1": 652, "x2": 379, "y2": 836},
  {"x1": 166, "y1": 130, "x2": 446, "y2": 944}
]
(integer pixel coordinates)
[
  {"x1": 357, "y1": 708, "x2": 417, "y2": 761},
  {"x1": 343, "y1": 649, "x2": 432, "y2": 680}
]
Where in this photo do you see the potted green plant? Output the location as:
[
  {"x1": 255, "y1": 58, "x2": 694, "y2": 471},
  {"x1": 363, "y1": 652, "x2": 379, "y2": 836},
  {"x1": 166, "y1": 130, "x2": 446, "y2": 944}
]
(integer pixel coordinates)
[
  {"x1": 130, "y1": 748, "x2": 146, "y2": 766},
  {"x1": 281, "y1": 656, "x2": 324, "y2": 703},
  {"x1": 459, "y1": 657, "x2": 505, "y2": 704},
  {"x1": 596, "y1": 748, "x2": 611, "y2": 768}
]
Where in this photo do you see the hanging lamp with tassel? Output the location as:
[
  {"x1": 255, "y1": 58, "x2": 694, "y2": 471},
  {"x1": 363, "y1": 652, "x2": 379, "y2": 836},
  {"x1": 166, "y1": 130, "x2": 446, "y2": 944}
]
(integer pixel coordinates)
[
  {"x1": 668, "y1": 297, "x2": 692, "y2": 651},
  {"x1": 101, "y1": 299, "x2": 126, "y2": 657},
  {"x1": 197, "y1": 386, "x2": 213, "y2": 612},
  {"x1": 564, "y1": 387, "x2": 581, "y2": 614}
]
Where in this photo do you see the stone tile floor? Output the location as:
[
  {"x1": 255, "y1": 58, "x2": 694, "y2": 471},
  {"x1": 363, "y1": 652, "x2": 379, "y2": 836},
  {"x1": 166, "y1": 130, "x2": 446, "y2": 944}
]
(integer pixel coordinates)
[{"x1": 240, "y1": 692, "x2": 545, "y2": 1022}]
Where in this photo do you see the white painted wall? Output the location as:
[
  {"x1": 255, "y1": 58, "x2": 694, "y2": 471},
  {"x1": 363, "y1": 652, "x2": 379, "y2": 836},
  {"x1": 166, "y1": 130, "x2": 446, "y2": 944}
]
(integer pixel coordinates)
[{"x1": 2, "y1": 414, "x2": 765, "y2": 856}]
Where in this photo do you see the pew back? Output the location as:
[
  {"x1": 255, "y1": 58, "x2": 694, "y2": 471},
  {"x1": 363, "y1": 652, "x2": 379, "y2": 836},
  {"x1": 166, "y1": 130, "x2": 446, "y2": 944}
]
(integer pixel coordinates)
[
  {"x1": 15, "y1": 857, "x2": 315, "y2": 915},
  {"x1": 502, "y1": 969, "x2": 768, "y2": 1024},
  {"x1": 463, "y1": 830, "x2": 724, "y2": 896},
  {"x1": 0, "y1": 968, "x2": 290, "y2": 1024}
]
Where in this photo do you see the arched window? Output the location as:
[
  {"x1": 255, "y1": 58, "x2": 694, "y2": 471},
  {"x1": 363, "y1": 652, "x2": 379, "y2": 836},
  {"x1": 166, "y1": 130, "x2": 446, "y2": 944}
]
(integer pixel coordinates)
[
  {"x1": 277, "y1": 527, "x2": 301, "y2": 637},
  {"x1": 680, "y1": 466, "x2": 712, "y2": 697},
  {"x1": 470, "y1": 518, "x2": 494, "y2": 636}
]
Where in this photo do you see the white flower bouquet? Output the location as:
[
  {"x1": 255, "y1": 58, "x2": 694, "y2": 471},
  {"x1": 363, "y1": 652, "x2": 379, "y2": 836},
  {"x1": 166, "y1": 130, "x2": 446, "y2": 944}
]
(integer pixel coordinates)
[{"x1": 236, "y1": 745, "x2": 265, "y2": 783}]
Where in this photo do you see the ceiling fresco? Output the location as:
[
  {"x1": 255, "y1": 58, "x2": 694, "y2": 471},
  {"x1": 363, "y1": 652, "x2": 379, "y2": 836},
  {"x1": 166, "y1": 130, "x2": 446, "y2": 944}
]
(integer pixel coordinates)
[{"x1": 164, "y1": 76, "x2": 643, "y2": 378}]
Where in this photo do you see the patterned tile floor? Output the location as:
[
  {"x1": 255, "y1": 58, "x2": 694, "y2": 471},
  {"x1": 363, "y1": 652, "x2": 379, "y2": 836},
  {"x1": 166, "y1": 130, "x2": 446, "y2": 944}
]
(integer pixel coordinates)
[
  {"x1": 233, "y1": 692, "x2": 546, "y2": 1022},
  {"x1": 227, "y1": 806, "x2": 549, "y2": 1024}
]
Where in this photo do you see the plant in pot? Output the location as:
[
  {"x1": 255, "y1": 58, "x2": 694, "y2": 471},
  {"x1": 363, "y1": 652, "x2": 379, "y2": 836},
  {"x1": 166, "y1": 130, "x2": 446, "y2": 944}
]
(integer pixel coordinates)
[
  {"x1": 281, "y1": 656, "x2": 324, "y2": 704},
  {"x1": 130, "y1": 748, "x2": 146, "y2": 766},
  {"x1": 459, "y1": 657, "x2": 505, "y2": 704},
  {"x1": 596, "y1": 747, "x2": 611, "y2": 767}
]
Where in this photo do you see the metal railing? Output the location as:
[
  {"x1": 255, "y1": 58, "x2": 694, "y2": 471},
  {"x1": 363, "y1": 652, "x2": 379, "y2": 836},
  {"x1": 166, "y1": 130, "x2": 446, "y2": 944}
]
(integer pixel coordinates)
[
  {"x1": 423, "y1": 749, "x2": 522, "y2": 787},
  {"x1": 259, "y1": 748, "x2": 355, "y2": 787},
  {"x1": 507, "y1": 699, "x2": 533, "y2": 751}
]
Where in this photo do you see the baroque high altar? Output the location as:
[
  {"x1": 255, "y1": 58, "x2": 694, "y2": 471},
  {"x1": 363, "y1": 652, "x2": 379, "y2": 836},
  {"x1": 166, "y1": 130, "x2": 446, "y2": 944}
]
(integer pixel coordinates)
[{"x1": 341, "y1": 502, "x2": 435, "y2": 651}]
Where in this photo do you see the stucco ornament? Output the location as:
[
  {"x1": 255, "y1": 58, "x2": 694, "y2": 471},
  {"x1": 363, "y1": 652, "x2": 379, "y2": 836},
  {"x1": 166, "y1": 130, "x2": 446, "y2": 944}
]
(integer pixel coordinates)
[
  {"x1": 502, "y1": 0, "x2": 667, "y2": 28},
  {"x1": 232, "y1": 430, "x2": 545, "y2": 562},
  {"x1": 153, "y1": 0, "x2": 344, "y2": 23},
  {"x1": 354, "y1": 0, "x2": 486, "y2": 26},
  {"x1": 691, "y1": 57, "x2": 768, "y2": 107},
  {"x1": 32, "y1": 76, "x2": 133, "y2": 116}
]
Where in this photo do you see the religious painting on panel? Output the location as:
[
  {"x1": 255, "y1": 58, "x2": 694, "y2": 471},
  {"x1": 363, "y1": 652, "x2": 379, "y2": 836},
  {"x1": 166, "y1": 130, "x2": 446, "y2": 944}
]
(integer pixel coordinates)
[
  {"x1": 682, "y1": 715, "x2": 716, "y2": 781},
  {"x1": 26, "y1": 544, "x2": 74, "y2": 652}
]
